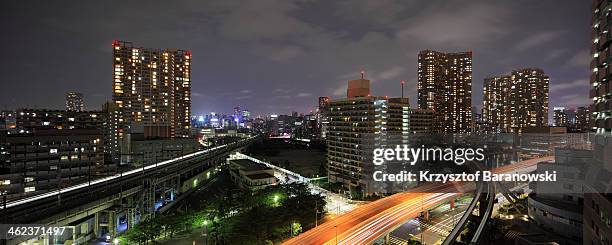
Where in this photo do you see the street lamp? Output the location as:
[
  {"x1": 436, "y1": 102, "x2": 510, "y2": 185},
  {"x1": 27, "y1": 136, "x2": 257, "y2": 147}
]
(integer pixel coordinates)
[
  {"x1": 202, "y1": 220, "x2": 209, "y2": 245},
  {"x1": 113, "y1": 238, "x2": 120, "y2": 245}
]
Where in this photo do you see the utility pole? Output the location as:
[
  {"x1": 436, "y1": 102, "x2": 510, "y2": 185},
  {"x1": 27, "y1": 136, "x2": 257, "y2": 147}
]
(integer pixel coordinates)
[
  {"x1": 335, "y1": 224, "x2": 338, "y2": 245},
  {"x1": 315, "y1": 199, "x2": 318, "y2": 227},
  {"x1": 421, "y1": 194, "x2": 424, "y2": 244}
]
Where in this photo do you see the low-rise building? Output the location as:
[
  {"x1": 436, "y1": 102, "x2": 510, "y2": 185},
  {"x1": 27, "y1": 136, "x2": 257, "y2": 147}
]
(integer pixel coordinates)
[
  {"x1": 583, "y1": 135, "x2": 612, "y2": 245},
  {"x1": 120, "y1": 136, "x2": 201, "y2": 167},
  {"x1": 519, "y1": 127, "x2": 569, "y2": 159},
  {"x1": 527, "y1": 148, "x2": 591, "y2": 243},
  {"x1": 15, "y1": 109, "x2": 104, "y2": 131},
  {"x1": 0, "y1": 129, "x2": 104, "y2": 200},
  {"x1": 228, "y1": 159, "x2": 278, "y2": 191}
]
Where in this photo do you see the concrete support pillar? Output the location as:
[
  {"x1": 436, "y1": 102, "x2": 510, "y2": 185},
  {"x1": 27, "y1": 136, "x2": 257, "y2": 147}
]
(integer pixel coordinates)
[
  {"x1": 384, "y1": 233, "x2": 390, "y2": 244},
  {"x1": 109, "y1": 211, "x2": 116, "y2": 239},
  {"x1": 152, "y1": 179, "x2": 157, "y2": 212},
  {"x1": 479, "y1": 193, "x2": 489, "y2": 217},
  {"x1": 42, "y1": 234, "x2": 50, "y2": 245},
  {"x1": 94, "y1": 212, "x2": 100, "y2": 238},
  {"x1": 450, "y1": 198, "x2": 455, "y2": 210},
  {"x1": 163, "y1": 180, "x2": 167, "y2": 202},
  {"x1": 71, "y1": 225, "x2": 76, "y2": 244}
]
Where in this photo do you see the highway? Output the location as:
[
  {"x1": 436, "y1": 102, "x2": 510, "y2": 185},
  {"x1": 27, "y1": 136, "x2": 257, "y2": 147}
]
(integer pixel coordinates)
[{"x1": 283, "y1": 156, "x2": 554, "y2": 245}]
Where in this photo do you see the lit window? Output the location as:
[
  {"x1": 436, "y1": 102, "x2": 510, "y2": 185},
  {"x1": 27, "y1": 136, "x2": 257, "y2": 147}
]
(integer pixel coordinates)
[
  {"x1": 24, "y1": 186, "x2": 35, "y2": 193},
  {"x1": 50, "y1": 149, "x2": 58, "y2": 154}
]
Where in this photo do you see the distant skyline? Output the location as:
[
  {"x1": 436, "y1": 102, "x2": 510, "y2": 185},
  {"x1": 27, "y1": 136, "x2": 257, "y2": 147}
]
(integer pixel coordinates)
[{"x1": 0, "y1": 0, "x2": 592, "y2": 116}]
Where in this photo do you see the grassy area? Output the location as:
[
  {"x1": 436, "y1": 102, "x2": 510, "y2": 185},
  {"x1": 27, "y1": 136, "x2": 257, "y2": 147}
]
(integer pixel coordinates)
[{"x1": 244, "y1": 139, "x2": 326, "y2": 178}]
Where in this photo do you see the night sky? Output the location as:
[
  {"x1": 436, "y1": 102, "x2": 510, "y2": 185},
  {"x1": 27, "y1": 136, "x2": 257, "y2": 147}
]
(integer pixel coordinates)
[{"x1": 0, "y1": 0, "x2": 592, "y2": 117}]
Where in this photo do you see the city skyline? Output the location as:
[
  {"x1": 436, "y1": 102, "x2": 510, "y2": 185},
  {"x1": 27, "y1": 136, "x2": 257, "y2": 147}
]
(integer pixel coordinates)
[
  {"x1": 0, "y1": 1, "x2": 592, "y2": 116},
  {"x1": 0, "y1": 1, "x2": 610, "y2": 244}
]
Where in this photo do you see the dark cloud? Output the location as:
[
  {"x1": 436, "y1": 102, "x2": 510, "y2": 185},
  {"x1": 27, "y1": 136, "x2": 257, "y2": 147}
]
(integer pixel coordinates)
[
  {"x1": 514, "y1": 31, "x2": 565, "y2": 52},
  {"x1": 0, "y1": 0, "x2": 591, "y2": 115}
]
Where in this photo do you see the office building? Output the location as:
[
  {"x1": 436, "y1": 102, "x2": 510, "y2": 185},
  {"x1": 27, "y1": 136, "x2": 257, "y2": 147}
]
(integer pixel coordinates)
[
  {"x1": 417, "y1": 50, "x2": 472, "y2": 133},
  {"x1": 66, "y1": 92, "x2": 84, "y2": 112},
  {"x1": 327, "y1": 75, "x2": 410, "y2": 196},
  {"x1": 554, "y1": 107, "x2": 568, "y2": 127},
  {"x1": 112, "y1": 40, "x2": 191, "y2": 140},
  {"x1": 482, "y1": 68, "x2": 549, "y2": 133}
]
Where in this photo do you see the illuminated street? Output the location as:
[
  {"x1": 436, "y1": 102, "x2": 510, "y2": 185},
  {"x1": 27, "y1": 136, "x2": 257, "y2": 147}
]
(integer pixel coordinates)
[{"x1": 283, "y1": 156, "x2": 554, "y2": 245}]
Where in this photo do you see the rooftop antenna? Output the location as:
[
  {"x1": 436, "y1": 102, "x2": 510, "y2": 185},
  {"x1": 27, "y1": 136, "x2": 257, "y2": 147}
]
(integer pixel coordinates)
[
  {"x1": 360, "y1": 68, "x2": 365, "y2": 79},
  {"x1": 401, "y1": 80, "x2": 405, "y2": 98}
]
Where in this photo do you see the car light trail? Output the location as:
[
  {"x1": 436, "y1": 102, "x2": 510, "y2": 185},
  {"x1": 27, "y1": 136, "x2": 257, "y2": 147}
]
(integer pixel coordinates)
[{"x1": 283, "y1": 156, "x2": 554, "y2": 245}]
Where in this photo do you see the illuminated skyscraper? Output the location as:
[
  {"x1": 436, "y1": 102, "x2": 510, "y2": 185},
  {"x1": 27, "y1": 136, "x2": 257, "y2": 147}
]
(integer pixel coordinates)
[
  {"x1": 553, "y1": 107, "x2": 568, "y2": 127},
  {"x1": 483, "y1": 68, "x2": 549, "y2": 132},
  {"x1": 102, "y1": 101, "x2": 120, "y2": 163},
  {"x1": 510, "y1": 68, "x2": 549, "y2": 130},
  {"x1": 584, "y1": 2, "x2": 612, "y2": 244},
  {"x1": 417, "y1": 50, "x2": 472, "y2": 133},
  {"x1": 66, "y1": 92, "x2": 84, "y2": 112},
  {"x1": 483, "y1": 75, "x2": 512, "y2": 132},
  {"x1": 112, "y1": 40, "x2": 191, "y2": 139},
  {"x1": 317, "y1": 96, "x2": 330, "y2": 139},
  {"x1": 591, "y1": 1, "x2": 612, "y2": 134},
  {"x1": 575, "y1": 106, "x2": 591, "y2": 132},
  {"x1": 409, "y1": 108, "x2": 434, "y2": 134}
]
